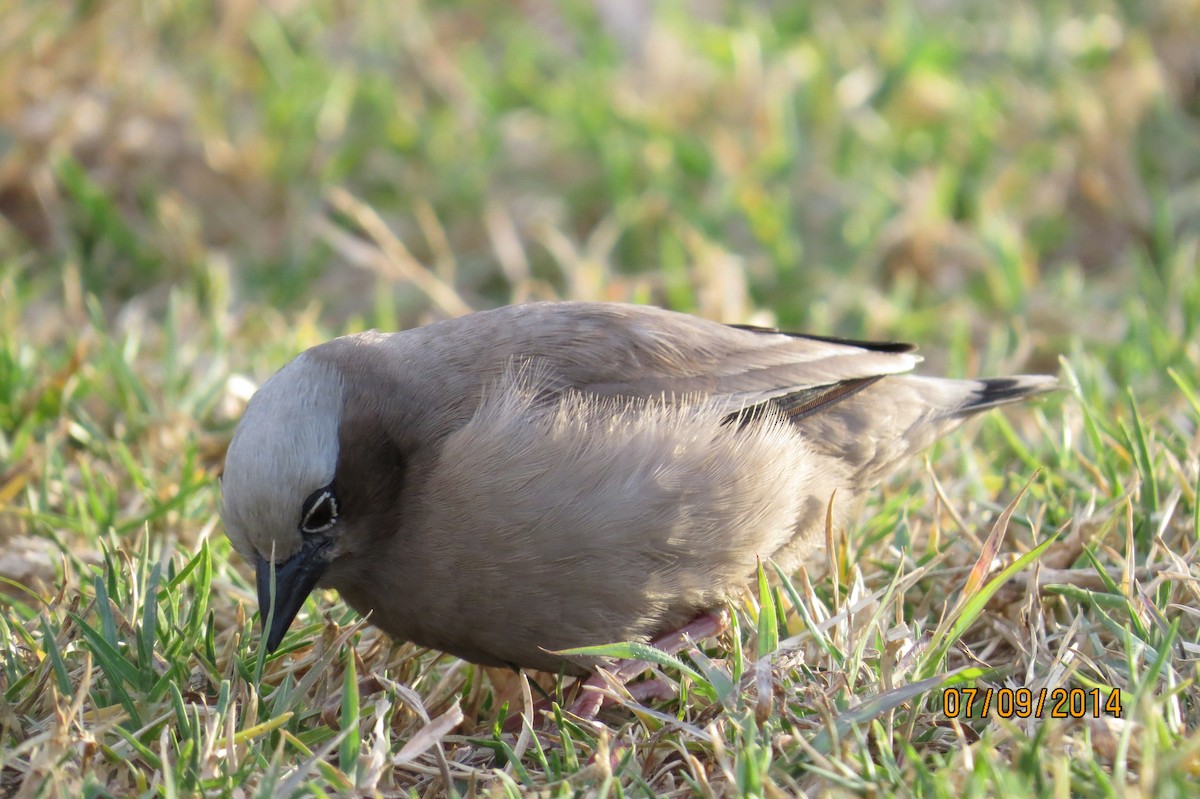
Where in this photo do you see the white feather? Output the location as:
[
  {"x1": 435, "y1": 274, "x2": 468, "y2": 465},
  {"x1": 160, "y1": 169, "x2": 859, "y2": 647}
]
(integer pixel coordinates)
[{"x1": 222, "y1": 353, "x2": 345, "y2": 562}]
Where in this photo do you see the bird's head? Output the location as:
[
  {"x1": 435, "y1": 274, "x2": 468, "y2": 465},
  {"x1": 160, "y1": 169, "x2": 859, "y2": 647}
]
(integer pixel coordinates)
[{"x1": 221, "y1": 352, "x2": 348, "y2": 653}]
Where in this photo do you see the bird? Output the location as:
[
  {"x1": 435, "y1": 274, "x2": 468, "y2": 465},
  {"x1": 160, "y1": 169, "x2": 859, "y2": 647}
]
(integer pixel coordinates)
[{"x1": 221, "y1": 301, "x2": 1055, "y2": 676}]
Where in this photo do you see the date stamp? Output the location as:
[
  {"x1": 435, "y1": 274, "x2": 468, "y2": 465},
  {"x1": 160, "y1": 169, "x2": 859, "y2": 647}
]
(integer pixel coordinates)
[{"x1": 943, "y1": 686, "x2": 1122, "y2": 719}]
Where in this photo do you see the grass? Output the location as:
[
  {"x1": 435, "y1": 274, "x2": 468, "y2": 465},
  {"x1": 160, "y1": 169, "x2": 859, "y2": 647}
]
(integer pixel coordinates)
[{"x1": 1, "y1": 0, "x2": 1199, "y2": 795}]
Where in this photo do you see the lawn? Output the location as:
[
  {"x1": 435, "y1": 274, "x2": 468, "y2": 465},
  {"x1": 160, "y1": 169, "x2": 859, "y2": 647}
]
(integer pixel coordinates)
[{"x1": 1, "y1": 0, "x2": 1199, "y2": 796}]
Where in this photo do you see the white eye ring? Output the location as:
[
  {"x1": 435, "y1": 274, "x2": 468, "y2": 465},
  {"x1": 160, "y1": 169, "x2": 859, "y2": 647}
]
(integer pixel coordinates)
[{"x1": 300, "y1": 487, "x2": 338, "y2": 534}]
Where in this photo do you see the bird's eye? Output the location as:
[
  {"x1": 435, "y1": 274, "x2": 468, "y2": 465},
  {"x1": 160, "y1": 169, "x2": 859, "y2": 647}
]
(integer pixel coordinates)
[{"x1": 300, "y1": 485, "x2": 338, "y2": 534}]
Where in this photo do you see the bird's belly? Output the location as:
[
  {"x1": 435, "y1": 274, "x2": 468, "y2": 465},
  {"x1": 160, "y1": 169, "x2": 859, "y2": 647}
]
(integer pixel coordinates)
[{"x1": 336, "y1": 573, "x2": 738, "y2": 674}]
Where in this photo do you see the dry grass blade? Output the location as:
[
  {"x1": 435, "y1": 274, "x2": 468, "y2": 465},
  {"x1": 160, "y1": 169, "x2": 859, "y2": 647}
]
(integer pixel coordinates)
[
  {"x1": 921, "y1": 474, "x2": 1063, "y2": 680},
  {"x1": 392, "y1": 700, "x2": 464, "y2": 766},
  {"x1": 318, "y1": 187, "x2": 473, "y2": 318},
  {"x1": 963, "y1": 471, "x2": 1040, "y2": 599},
  {"x1": 379, "y1": 674, "x2": 460, "y2": 791}
]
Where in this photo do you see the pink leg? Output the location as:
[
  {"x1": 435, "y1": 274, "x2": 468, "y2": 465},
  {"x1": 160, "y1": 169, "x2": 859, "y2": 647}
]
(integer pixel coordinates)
[
  {"x1": 626, "y1": 676, "x2": 678, "y2": 703},
  {"x1": 567, "y1": 610, "x2": 729, "y2": 720}
]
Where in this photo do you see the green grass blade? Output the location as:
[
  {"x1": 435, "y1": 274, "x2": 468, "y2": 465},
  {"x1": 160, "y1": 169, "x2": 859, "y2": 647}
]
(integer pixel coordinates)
[{"x1": 755, "y1": 558, "x2": 779, "y2": 660}]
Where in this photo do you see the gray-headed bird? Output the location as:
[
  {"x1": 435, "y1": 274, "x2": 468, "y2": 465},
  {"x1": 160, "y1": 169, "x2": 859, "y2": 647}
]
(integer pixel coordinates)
[{"x1": 222, "y1": 302, "x2": 1054, "y2": 680}]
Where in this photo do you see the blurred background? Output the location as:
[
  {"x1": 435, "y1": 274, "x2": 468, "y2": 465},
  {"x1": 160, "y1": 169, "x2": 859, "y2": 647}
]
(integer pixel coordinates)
[{"x1": 3, "y1": 0, "x2": 1197, "y2": 379}]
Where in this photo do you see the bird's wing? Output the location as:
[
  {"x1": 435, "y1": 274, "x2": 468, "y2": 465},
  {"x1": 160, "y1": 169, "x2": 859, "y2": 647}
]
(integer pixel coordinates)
[{"x1": 487, "y1": 302, "x2": 924, "y2": 418}]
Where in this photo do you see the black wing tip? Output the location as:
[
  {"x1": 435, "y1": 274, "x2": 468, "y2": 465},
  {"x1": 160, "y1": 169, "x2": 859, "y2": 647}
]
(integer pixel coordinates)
[
  {"x1": 957, "y1": 375, "x2": 1059, "y2": 415},
  {"x1": 796, "y1": 332, "x2": 918, "y2": 354},
  {"x1": 725, "y1": 323, "x2": 917, "y2": 354}
]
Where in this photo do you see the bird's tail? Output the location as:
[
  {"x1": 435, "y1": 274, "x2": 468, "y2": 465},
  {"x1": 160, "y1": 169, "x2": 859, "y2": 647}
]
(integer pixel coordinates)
[
  {"x1": 939, "y1": 374, "x2": 1059, "y2": 419},
  {"x1": 791, "y1": 371, "x2": 1056, "y2": 486}
]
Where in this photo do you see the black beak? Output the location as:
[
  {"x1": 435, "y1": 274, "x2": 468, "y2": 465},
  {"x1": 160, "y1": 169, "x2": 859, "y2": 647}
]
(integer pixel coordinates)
[{"x1": 256, "y1": 538, "x2": 331, "y2": 653}]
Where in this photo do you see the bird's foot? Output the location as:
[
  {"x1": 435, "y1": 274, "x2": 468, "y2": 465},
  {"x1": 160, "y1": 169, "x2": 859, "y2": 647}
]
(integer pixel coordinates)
[{"x1": 566, "y1": 609, "x2": 729, "y2": 721}]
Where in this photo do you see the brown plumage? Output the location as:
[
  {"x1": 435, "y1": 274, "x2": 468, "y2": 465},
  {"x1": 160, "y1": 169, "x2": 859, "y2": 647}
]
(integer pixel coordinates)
[{"x1": 221, "y1": 302, "x2": 1055, "y2": 672}]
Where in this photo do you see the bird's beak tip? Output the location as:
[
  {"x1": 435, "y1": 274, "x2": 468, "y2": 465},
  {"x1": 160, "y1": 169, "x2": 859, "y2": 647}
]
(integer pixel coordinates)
[
  {"x1": 255, "y1": 540, "x2": 331, "y2": 655},
  {"x1": 264, "y1": 628, "x2": 284, "y2": 655}
]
